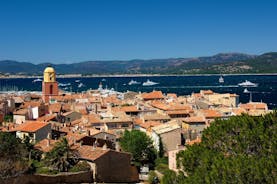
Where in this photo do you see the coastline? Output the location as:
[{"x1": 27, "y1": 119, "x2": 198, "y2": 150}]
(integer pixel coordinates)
[{"x1": 0, "y1": 73, "x2": 277, "y2": 79}]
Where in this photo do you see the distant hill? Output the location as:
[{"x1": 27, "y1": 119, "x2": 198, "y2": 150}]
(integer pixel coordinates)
[{"x1": 0, "y1": 52, "x2": 276, "y2": 75}]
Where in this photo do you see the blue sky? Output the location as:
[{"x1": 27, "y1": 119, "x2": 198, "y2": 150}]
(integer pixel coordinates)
[{"x1": 0, "y1": 0, "x2": 276, "y2": 64}]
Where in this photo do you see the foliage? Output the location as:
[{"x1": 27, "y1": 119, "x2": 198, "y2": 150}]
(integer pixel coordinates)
[
  {"x1": 119, "y1": 130, "x2": 157, "y2": 167},
  {"x1": 158, "y1": 135, "x2": 165, "y2": 157},
  {"x1": 3, "y1": 52, "x2": 277, "y2": 75},
  {"x1": 173, "y1": 112, "x2": 277, "y2": 184},
  {"x1": 44, "y1": 137, "x2": 78, "y2": 172},
  {"x1": 0, "y1": 132, "x2": 29, "y2": 178},
  {"x1": 155, "y1": 162, "x2": 169, "y2": 175},
  {"x1": 23, "y1": 136, "x2": 42, "y2": 161},
  {"x1": 148, "y1": 170, "x2": 159, "y2": 184},
  {"x1": 69, "y1": 161, "x2": 91, "y2": 172},
  {"x1": 155, "y1": 157, "x2": 168, "y2": 166},
  {"x1": 161, "y1": 170, "x2": 185, "y2": 184},
  {"x1": 4, "y1": 115, "x2": 13, "y2": 122}
]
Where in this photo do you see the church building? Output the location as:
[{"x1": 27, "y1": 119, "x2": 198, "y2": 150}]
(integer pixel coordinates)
[{"x1": 42, "y1": 66, "x2": 59, "y2": 103}]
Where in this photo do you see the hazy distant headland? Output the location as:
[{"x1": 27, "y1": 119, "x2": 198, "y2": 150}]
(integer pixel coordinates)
[{"x1": 0, "y1": 52, "x2": 276, "y2": 77}]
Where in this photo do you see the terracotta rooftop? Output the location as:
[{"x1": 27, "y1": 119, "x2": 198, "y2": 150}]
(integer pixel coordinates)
[
  {"x1": 200, "y1": 90, "x2": 214, "y2": 95},
  {"x1": 139, "y1": 121, "x2": 162, "y2": 129},
  {"x1": 167, "y1": 110, "x2": 192, "y2": 115},
  {"x1": 142, "y1": 91, "x2": 164, "y2": 100},
  {"x1": 76, "y1": 145, "x2": 110, "y2": 161},
  {"x1": 22, "y1": 101, "x2": 42, "y2": 108},
  {"x1": 112, "y1": 105, "x2": 139, "y2": 113},
  {"x1": 151, "y1": 101, "x2": 168, "y2": 110},
  {"x1": 232, "y1": 108, "x2": 247, "y2": 115},
  {"x1": 239, "y1": 102, "x2": 268, "y2": 110},
  {"x1": 183, "y1": 116, "x2": 206, "y2": 123},
  {"x1": 15, "y1": 121, "x2": 50, "y2": 132},
  {"x1": 152, "y1": 123, "x2": 181, "y2": 134},
  {"x1": 49, "y1": 103, "x2": 71, "y2": 113},
  {"x1": 83, "y1": 114, "x2": 101, "y2": 124},
  {"x1": 167, "y1": 93, "x2": 177, "y2": 98},
  {"x1": 37, "y1": 114, "x2": 56, "y2": 122},
  {"x1": 201, "y1": 109, "x2": 222, "y2": 118},
  {"x1": 13, "y1": 108, "x2": 28, "y2": 115}
]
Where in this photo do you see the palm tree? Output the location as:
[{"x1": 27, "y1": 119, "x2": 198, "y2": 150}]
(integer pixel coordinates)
[{"x1": 44, "y1": 137, "x2": 77, "y2": 172}]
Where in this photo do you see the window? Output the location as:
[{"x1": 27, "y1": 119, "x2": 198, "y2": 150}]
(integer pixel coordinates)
[{"x1": 50, "y1": 84, "x2": 53, "y2": 94}]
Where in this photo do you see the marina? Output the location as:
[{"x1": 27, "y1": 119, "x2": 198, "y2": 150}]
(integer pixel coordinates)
[{"x1": 0, "y1": 74, "x2": 276, "y2": 108}]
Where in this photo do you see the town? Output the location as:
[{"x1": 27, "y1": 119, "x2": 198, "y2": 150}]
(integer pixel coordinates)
[{"x1": 0, "y1": 67, "x2": 272, "y2": 183}]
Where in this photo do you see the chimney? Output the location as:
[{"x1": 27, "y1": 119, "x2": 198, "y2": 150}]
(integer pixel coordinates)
[
  {"x1": 115, "y1": 142, "x2": 120, "y2": 151},
  {"x1": 92, "y1": 140, "x2": 97, "y2": 150},
  {"x1": 47, "y1": 139, "x2": 50, "y2": 147},
  {"x1": 87, "y1": 129, "x2": 90, "y2": 136},
  {"x1": 102, "y1": 143, "x2": 107, "y2": 150}
]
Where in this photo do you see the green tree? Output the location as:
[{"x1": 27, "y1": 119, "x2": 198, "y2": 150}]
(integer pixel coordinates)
[
  {"x1": 174, "y1": 112, "x2": 277, "y2": 184},
  {"x1": 0, "y1": 132, "x2": 29, "y2": 178},
  {"x1": 44, "y1": 137, "x2": 77, "y2": 172},
  {"x1": 119, "y1": 130, "x2": 157, "y2": 167}
]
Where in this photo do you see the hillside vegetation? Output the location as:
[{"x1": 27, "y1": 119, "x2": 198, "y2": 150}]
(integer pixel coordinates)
[{"x1": 0, "y1": 52, "x2": 276, "y2": 75}]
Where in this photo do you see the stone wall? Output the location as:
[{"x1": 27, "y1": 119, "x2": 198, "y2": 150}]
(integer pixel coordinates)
[{"x1": 0, "y1": 171, "x2": 93, "y2": 184}]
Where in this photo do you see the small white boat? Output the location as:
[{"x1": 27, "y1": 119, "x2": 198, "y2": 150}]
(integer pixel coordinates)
[
  {"x1": 219, "y1": 76, "x2": 224, "y2": 83},
  {"x1": 32, "y1": 78, "x2": 42, "y2": 83},
  {"x1": 142, "y1": 79, "x2": 159, "y2": 86},
  {"x1": 128, "y1": 79, "x2": 140, "y2": 85},
  {"x1": 75, "y1": 80, "x2": 80, "y2": 83},
  {"x1": 238, "y1": 80, "x2": 258, "y2": 87},
  {"x1": 58, "y1": 83, "x2": 71, "y2": 87},
  {"x1": 243, "y1": 88, "x2": 249, "y2": 93},
  {"x1": 78, "y1": 83, "x2": 85, "y2": 88},
  {"x1": 101, "y1": 79, "x2": 106, "y2": 82}
]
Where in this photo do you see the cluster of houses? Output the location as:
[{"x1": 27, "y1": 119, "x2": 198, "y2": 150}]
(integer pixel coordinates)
[{"x1": 0, "y1": 68, "x2": 271, "y2": 182}]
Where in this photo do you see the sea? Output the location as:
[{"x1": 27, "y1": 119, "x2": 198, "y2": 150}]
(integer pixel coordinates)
[{"x1": 0, "y1": 74, "x2": 277, "y2": 109}]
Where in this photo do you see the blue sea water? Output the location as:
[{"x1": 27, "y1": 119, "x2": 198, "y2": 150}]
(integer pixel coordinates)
[{"x1": 1, "y1": 75, "x2": 277, "y2": 109}]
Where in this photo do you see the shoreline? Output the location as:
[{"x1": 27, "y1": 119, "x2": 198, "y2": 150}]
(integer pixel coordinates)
[{"x1": 0, "y1": 73, "x2": 277, "y2": 79}]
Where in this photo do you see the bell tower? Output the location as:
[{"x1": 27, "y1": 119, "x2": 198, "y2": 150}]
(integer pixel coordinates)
[{"x1": 42, "y1": 66, "x2": 59, "y2": 103}]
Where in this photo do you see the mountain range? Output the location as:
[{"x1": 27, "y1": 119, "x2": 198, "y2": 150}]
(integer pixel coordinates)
[{"x1": 0, "y1": 52, "x2": 276, "y2": 75}]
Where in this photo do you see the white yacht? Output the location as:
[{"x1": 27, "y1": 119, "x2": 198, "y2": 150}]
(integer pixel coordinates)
[
  {"x1": 58, "y1": 83, "x2": 71, "y2": 87},
  {"x1": 243, "y1": 88, "x2": 249, "y2": 93},
  {"x1": 32, "y1": 78, "x2": 42, "y2": 83},
  {"x1": 219, "y1": 75, "x2": 224, "y2": 83},
  {"x1": 142, "y1": 79, "x2": 158, "y2": 86},
  {"x1": 78, "y1": 83, "x2": 85, "y2": 88},
  {"x1": 75, "y1": 80, "x2": 80, "y2": 83},
  {"x1": 128, "y1": 79, "x2": 140, "y2": 85},
  {"x1": 238, "y1": 80, "x2": 258, "y2": 87}
]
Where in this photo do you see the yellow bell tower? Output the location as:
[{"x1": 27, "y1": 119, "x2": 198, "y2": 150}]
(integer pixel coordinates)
[
  {"x1": 42, "y1": 66, "x2": 59, "y2": 103},
  {"x1": 43, "y1": 67, "x2": 56, "y2": 82}
]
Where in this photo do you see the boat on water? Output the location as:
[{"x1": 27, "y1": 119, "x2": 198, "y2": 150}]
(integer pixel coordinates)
[
  {"x1": 78, "y1": 83, "x2": 85, "y2": 88},
  {"x1": 128, "y1": 79, "x2": 140, "y2": 85},
  {"x1": 101, "y1": 79, "x2": 106, "y2": 82},
  {"x1": 238, "y1": 80, "x2": 258, "y2": 87},
  {"x1": 219, "y1": 76, "x2": 224, "y2": 83},
  {"x1": 142, "y1": 79, "x2": 158, "y2": 86},
  {"x1": 75, "y1": 80, "x2": 80, "y2": 83},
  {"x1": 58, "y1": 83, "x2": 71, "y2": 87},
  {"x1": 32, "y1": 78, "x2": 42, "y2": 83},
  {"x1": 243, "y1": 88, "x2": 249, "y2": 93}
]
